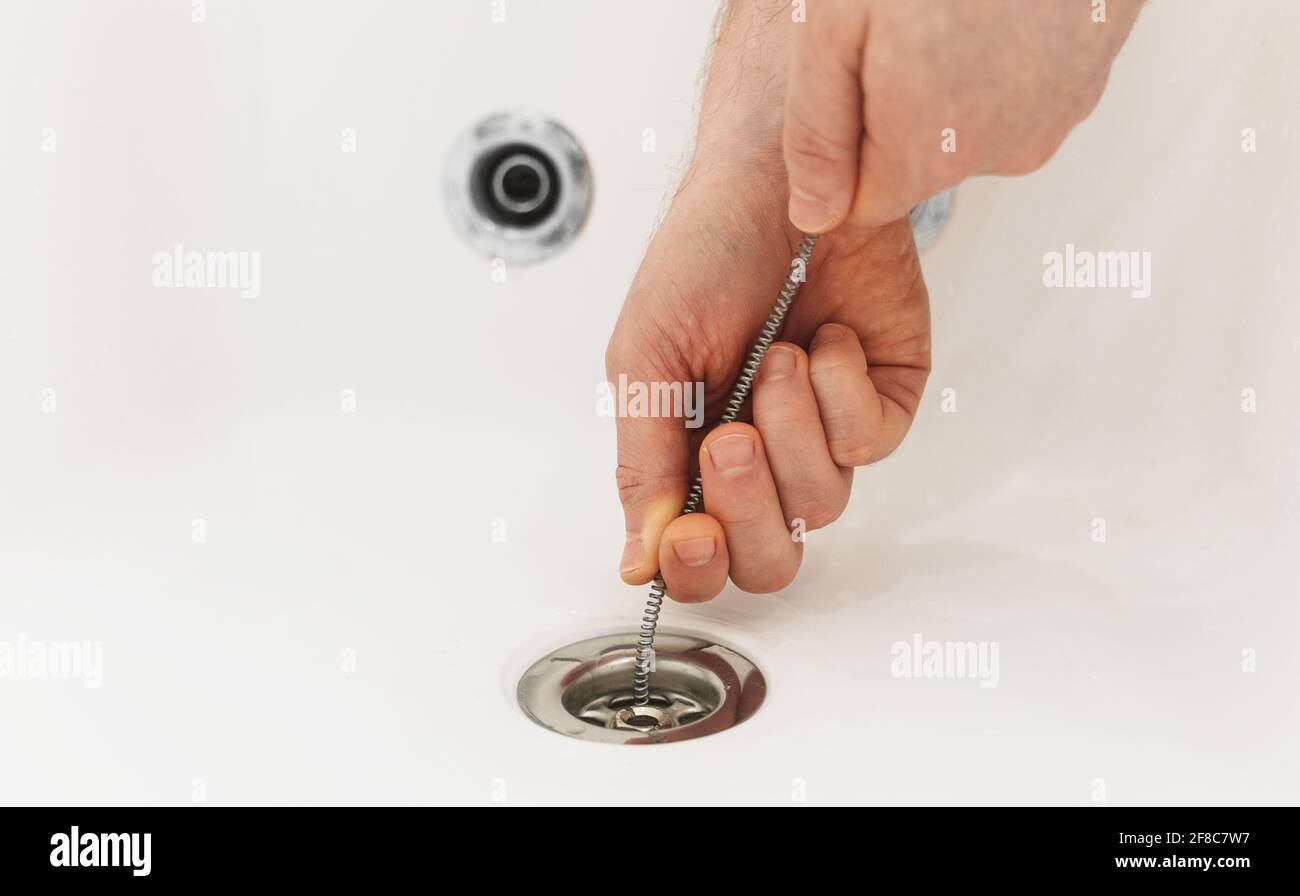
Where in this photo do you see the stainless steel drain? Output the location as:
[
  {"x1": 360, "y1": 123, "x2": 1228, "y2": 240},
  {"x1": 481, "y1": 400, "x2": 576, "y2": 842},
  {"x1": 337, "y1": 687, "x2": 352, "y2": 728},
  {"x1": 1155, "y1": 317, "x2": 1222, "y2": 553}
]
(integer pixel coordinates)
[
  {"x1": 517, "y1": 632, "x2": 766, "y2": 745},
  {"x1": 443, "y1": 111, "x2": 592, "y2": 265}
]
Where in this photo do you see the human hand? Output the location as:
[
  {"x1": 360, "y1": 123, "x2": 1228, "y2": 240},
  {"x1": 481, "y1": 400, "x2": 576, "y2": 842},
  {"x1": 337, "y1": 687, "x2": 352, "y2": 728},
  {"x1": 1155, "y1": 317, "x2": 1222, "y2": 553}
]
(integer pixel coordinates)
[
  {"x1": 605, "y1": 2, "x2": 930, "y2": 601},
  {"x1": 784, "y1": 0, "x2": 1143, "y2": 231}
]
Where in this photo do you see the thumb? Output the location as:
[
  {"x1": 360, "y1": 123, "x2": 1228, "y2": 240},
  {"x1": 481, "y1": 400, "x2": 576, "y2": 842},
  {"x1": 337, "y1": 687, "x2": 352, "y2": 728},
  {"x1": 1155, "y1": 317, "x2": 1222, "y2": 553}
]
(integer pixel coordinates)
[
  {"x1": 783, "y1": 0, "x2": 867, "y2": 234},
  {"x1": 607, "y1": 373, "x2": 692, "y2": 586}
]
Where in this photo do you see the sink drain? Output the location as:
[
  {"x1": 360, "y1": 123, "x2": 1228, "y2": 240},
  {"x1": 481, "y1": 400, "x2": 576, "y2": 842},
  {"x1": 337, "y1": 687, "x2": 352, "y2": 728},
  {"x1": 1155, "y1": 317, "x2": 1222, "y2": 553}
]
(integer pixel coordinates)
[
  {"x1": 517, "y1": 632, "x2": 766, "y2": 745},
  {"x1": 443, "y1": 111, "x2": 592, "y2": 265}
]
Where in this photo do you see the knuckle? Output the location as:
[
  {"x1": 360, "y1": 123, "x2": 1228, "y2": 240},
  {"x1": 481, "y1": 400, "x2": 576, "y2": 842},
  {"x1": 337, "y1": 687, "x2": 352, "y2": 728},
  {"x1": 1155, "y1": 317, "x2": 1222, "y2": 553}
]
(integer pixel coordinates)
[
  {"x1": 784, "y1": 105, "x2": 856, "y2": 168},
  {"x1": 733, "y1": 561, "x2": 799, "y2": 595},
  {"x1": 665, "y1": 579, "x2": 719, "y2": 604},
  {"x1": 615, "y1": 463, "x2": 670, "y2": 508},
  {"x1": 708, "y1": 499, "x2": 772, "y2": 529},
  {"x1": 828, "y1": 435, "x2": 877, "y2": 468},
  {"x1": 603, "y1": 327, "x2": 634, "y2": 378},
  {"x1": 614, "y1": 463, "x2": 643, "y2": 494},
  {"x1": 928, "y1": 153, "x2": 977, "y2": 193},
  {"x1": 1065, "y1": 71, "x2": 1110, "y2": 122},
  {"x1": 999, "y1": 135, "x2": 1062, "y2": 176},
  {"x1": 789, "y1": 494, "x2": 847, "y2": 531}
]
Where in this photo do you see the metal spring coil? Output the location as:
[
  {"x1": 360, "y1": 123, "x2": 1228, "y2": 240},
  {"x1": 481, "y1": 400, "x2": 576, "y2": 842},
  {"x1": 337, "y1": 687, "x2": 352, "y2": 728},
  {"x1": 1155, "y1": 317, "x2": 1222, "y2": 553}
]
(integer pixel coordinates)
[{"x1": 633, "y1": 233, "x2": 819, "y2": 705}]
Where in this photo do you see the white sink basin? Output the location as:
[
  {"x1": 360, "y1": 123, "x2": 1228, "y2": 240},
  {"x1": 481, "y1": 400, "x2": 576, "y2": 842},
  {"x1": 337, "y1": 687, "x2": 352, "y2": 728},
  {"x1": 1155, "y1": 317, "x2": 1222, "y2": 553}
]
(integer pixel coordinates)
[{"x1": 1, "y1": 0, "x2": 1296, "y2": 805}]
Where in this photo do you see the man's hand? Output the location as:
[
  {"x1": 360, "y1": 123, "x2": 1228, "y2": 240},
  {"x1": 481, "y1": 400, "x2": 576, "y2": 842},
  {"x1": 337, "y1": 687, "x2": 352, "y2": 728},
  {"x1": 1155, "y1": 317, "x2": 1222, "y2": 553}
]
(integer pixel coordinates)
[
  {"x1": 784, "y1": 0, "x2": 1143, "y2": 231},
  {"x1": 605, "y1": 2, "x2": 929, "y2": 602}
]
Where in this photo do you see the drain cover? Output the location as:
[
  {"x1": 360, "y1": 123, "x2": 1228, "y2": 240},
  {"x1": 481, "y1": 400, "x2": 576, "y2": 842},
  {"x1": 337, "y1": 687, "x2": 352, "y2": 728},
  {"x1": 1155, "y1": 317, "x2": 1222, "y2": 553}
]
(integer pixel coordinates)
[{"x1": 516, "y1": 632, "x2": 766, "y2": 745}]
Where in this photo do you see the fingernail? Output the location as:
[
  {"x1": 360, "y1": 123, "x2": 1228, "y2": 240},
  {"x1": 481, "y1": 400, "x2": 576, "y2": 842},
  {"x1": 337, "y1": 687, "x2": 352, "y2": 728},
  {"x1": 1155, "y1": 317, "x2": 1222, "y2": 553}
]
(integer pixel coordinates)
[
  {"x1": 789, "y1": 188, "x2": 837, "y2": 233},
  {"x1": 620, "y1": 535, "x2": 644, "y2": 574},
  {"x1": 671, "y1": 536, "x2": 717, "y2": 568},
  {"x1": 761, "y1": 345, "x2": 797, "y2": 381},
  {"x1": 706, "y1": 433, "x2": 755, "y2": 473},
  {"x1": 813, "y1": 322, "x2": 848, "y2": 347}
]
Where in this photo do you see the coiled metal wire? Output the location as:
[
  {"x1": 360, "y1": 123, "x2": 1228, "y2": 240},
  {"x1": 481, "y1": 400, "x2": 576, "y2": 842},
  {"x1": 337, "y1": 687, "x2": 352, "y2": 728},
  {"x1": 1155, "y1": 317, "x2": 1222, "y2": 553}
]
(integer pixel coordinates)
[{"x1": 633, "y1": 233, "x2": 819, "y2": 705}]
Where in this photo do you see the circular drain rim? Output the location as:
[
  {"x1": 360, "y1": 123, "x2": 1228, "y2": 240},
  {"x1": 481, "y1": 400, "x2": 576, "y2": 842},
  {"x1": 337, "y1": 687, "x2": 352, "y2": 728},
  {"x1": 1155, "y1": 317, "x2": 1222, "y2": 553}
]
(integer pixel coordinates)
[
  {"x1": 443, "y1": 111, "x2": 592, "y2": 265},
  {"x1": 516, "y1": 632, "x2": 767, "y2": 745}
]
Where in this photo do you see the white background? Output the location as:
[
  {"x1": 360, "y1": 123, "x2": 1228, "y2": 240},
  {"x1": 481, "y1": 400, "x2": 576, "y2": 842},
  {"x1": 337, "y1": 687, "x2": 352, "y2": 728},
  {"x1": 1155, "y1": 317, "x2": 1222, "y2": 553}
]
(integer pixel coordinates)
[{"x1": 1, "y1": 0, "x2": 1296, "y2": 805}]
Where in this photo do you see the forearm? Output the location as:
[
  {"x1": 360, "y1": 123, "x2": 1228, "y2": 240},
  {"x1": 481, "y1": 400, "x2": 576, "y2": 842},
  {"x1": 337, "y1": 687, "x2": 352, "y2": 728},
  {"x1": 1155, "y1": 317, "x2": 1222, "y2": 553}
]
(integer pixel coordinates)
[{"x1": 692, "y1": 0, "x2": 795, "y2": 180}]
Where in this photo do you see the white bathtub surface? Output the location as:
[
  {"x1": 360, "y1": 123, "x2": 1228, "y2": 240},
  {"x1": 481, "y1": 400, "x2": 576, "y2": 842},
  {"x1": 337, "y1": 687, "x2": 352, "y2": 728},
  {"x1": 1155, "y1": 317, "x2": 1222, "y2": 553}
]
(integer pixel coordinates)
[{"x1": 1, "y1": 1, "x2": 1297, "y2": 805}]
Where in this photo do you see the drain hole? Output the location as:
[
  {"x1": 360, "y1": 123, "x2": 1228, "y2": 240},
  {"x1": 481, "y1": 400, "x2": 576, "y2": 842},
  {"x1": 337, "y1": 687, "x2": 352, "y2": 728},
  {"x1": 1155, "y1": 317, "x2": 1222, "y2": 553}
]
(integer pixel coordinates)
[
  {"x1": 560, "y1": 654, "x2": 725, "y2": 732},
  {"x1": 517, "y1": 633, "x2": 766, "y2": 744},
  {"x1": 621, "y1": 712, "x2": 660, "y2": 729},
  {"x1": 499, "y1": 159, "x2": 543, "y2": 206},
  {"x1": 472, "y1": 143, "x2": 560, "y2": 228},
  {"x1": 607, "y1": 694, "x2": 671, "y2": 710}
]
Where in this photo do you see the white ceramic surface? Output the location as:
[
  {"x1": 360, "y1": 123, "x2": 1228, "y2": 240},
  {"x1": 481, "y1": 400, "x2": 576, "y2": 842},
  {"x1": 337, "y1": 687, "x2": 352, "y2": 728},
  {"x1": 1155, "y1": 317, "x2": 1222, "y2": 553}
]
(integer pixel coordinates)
[{"x1": 1, "y1": 0, "x2": 1296, "y2": 805}]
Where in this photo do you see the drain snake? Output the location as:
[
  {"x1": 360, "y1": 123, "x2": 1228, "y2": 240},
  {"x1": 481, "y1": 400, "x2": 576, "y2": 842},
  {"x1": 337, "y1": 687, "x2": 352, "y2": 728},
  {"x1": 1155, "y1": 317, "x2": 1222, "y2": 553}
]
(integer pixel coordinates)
[{"x1": 633, "y1": 233, "x2": 819, "y2": 705}]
